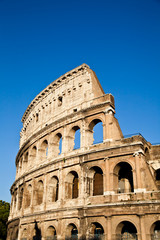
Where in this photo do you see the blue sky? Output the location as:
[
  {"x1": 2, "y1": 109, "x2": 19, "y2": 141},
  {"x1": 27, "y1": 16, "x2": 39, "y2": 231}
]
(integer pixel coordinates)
[{"x1": 0, "y1": 0, "x2": 160, "y2": 203}]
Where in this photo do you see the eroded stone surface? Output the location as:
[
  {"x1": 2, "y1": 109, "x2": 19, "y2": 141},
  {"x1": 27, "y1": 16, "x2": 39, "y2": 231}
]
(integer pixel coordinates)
[{"x1": 7, "y1": 64, "x2": 160, "y2": 240}]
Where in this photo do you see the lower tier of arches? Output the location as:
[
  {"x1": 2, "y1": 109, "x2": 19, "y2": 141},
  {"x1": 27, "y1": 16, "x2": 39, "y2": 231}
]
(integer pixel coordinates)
[{"x1": 7, "y1": 212, "x2": 160, "y2": 240}]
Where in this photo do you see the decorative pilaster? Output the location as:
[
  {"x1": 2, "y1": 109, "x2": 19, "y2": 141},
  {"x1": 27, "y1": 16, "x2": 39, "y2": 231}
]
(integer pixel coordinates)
[{"x1": 133, "y1": 150, "x2": 146, "y2": 193}]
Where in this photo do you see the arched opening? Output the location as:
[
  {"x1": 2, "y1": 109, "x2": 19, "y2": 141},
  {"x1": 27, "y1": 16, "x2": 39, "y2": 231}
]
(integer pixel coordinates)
[
  {"x1": 88, "y1": 119, "x2": 103, "y2": 145},
  {"x1": 72, "y1": 174, "x2": 79, "y2": 199},
  {"x1": 59, "y1": 135, "x2": 62, "y2": 155},
  {"x1": 46, "y1": 226, "x2": 57, "y2": 240},
  {"x1": 24, "y1": 152, "x2": 28, "y2": 169},
  {"x1": 89, "y1": 222, "x2": 104, "y2": 240},
  {"x1": 113, "y1": 162, "x2": 134, "y2": 193},
  {"x1": 36, "y1": 180, "x2": 43, "y2": 205},
  {"x1": 66, "y1": 224, "x2": 78, "y2": 240},
  {"x1": 13, "y1": 190, "x2": 17, "y2": 212},
  {"x1": 18, "y1": 188, "x2": 23, "y2": 210},
  {"x1": 21, "y1": 228, "x2": 27, "y2": 240},
  {"x1": 68, "y1": 126, "x2": 81, "y2": 151},
  {"x1": 65, "y1": 171, "x2": 79, "y2": 199},
  {"x1": 116, "y1": 221, "x2": 137, "y2": 240},
  {"x1": 41, "y1": 140, "x2": 48, "y2": 160},
  {"x1": 155, "y1": 169, "x2": 160, "y2": 181},
  {"x1": 145, "y1": 147, "x2": 150, "y2": 161},
  {"x1": 88, "y1": 166, "x2": 103, "y2": 196},
  {"x1": 74, "y1": 128, "x2": 80, "y2": 150},
  {"x1": 30, "y1": 146, "x2": 37, "y2": 166},
  {"x1": 48, "y1": 176, "x2": 59, "y2": 203},
  {"x1": 151, "y1": 221, "x2": 160, "y2": 240},
  {"x1": 25, "y1": 184, "x2": 32, "y2": 208},
  {"x1": 52, "y1": 133, "x2": 62, "y2": 157}
]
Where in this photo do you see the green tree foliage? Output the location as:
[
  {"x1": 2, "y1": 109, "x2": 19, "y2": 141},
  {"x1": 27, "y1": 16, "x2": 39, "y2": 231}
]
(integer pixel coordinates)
[{"x1": 0, "y1": 200, "x2": 10, "y2": 240}]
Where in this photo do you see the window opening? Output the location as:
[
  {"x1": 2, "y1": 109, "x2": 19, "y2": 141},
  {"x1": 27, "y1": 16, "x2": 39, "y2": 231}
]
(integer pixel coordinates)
[
  {"x1": 36, "y1": 181, "x2": 43, "y2": 205},
  {"x1": 151, "y1": 221, "x2": 160, "y2": 240},
  {"x1": 72, "y1": 175, "x2": 79, "y2": 199},
  {"x1": 93, "y1": 167, "x2": 103, "y2": 196},
  {"x1": 156, "y1": 169, "x2": 160, "y2": 181},
  {"x1": 58, "y1": 96, "x2": 63, "y2": 106},
  {"x1": 90, "y1": 222, "x2": 104, "y2": 240},
  {"x1": 59, "y1": 136, "x2": 62, "y2": 155},
  {"x1": 116, "y1": 221, "x2": 137, "y2": 240},
  {"x1": 114, "y1": 162, "x2": 134, "y2": 193},
  {"x1": 74, "y1": 128, "x2": 80, "y2": 150},
  {"x1": 36, "y1": 113, "x2": 39, "y2": 122}
]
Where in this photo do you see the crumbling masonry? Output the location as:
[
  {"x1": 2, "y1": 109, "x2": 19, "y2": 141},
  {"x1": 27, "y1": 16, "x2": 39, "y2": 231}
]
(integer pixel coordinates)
[{"x1": 7, "y1": 64, "x2": 160, "y2": 240}]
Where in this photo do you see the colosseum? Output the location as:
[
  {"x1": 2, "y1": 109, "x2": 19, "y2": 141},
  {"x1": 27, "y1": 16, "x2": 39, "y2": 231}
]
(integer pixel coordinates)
[{"x1": 7, "y1": 64, "x2": 160, "y2": 240}]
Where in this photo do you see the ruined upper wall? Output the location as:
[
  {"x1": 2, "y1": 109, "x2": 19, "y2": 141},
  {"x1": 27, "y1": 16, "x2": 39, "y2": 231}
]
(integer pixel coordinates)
[{"x1": 20, "y1": 64, "x2": 110, "y2": 147}]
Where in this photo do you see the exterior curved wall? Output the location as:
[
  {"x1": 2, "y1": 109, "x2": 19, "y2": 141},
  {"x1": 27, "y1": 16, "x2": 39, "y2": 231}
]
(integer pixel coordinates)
[{"x1": 7, "y1": 64, "x2": 160, "y2": 240}]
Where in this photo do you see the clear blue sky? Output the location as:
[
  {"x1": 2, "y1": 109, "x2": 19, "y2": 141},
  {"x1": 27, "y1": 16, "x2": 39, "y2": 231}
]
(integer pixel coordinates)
[{"x1": 0, "y1": 0, "x2": 160, "y2": 203}]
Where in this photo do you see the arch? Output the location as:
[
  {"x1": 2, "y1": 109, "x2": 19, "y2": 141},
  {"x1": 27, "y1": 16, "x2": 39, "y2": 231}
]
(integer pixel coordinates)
[
  {"x1": 66, "y1": 223, "x2": 78, "y2": 240},
  {"x1": 65, "y1": 171, "x2": 79, "y2": 199},
  {"x1": 30, "y1": 146, "x2": 37, "y2": 164},
  {"x1": 113, "y1": 162, "x2": 134, "y2": 193},
  {"x1": 155, "y1": 169, "x2": 160, "y2": 181},
  {"x1": 116, "y1": 221, "x2": 137, "y2": 240},
  {"x1": 24, "y1": 152, "x2": 28, "y2": 169},
  {"x1": 48, "y1": 176, "x2": 59, "y2": 203},
  {"x1": 18, "y1": 187, "x2": 24, "y2": 210},
  {"x1": 25, "y1": 184, "x2": 32, "y2": 208},
  {"x1": 88, "y1": 166, "x2": 103, "y2": 196},
  {"x1": 52, "y1": 133, "x2": 62, "y2": 157},
  {"x1": 46, "y1": 226, "x2": 57, "y2": 240},
  {"x1": 150, "y1": 221, "x2": 160, "y2": 240},
  {"x1": 36, "y1": 180, "x2": 44, "y2": 205},
  {"x1": 13, "y1": 190, "x2": 17, "y2": 212},
  {"x1": 41, "y1": 140, "x2": 48, "y2": 160},
  {"x1": 145, "y1": 147, "x2": 150, "y2": 161},
  {"x1": 89, "y1": 222, "x2": 104, "y2": 239},
  {"x1": 88, "y1": 119, "x2": 103, "y2": 145},
  {"x1": 68, "y1": 126, "x2": 81, "y2": 151}
]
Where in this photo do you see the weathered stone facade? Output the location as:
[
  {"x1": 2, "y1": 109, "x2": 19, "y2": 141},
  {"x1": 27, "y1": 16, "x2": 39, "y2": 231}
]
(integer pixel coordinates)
[{"x1": 7, "y1": 64, "x2": 160, "y2": 240}]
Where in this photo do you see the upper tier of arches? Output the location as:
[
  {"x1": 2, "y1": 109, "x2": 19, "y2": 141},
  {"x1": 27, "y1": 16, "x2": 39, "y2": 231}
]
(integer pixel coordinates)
[{"x1": 16, "y1": 112, "x2": 123, "y2": 179}]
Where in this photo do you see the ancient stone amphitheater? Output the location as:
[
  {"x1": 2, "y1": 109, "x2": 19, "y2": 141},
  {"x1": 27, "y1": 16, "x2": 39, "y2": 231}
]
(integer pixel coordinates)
[{"x1": 7, "y1": 64, "x2": 160, "y2": 240}]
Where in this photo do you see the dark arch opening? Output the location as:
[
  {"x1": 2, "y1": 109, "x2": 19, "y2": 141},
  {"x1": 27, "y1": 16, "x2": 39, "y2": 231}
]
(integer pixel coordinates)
[
  {"x1": 151, "y1": 221, "x2": 160, "y2": 240},
  {"x1": 93, "y1": 167, "x2": 103, "y2": 196},
  {"x1": 116, "y1": 221, "x2": 137, "y2": 240},
  {"x1": 66, "y1": 224, "x2": 78, "y2": 240},
  {"x1": 72, "y1": 172, "x2": 79, "y2": 199},
  {"x1": 114, "y1": 162, "x2": 134, "y2": 193},
  {"x1": 156, "y1": 169, "x2": 160, "y2": 181}
]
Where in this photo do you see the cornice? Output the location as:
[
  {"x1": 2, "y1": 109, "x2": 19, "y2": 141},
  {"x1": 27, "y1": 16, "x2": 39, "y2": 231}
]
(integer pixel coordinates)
[{"x1": 22, "y1": 63, "x2": 90, "y2": 123}]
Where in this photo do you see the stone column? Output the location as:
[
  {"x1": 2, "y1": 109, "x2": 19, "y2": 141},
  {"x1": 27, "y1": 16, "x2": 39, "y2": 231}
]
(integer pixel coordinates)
[
  {"x1": 62, "y1": 126, "x2": 68, "y2": 154},
  {"x1": 30, "y1": 178, "x2": 35, "y2": 214},
  {"x1": 104, "y1": 158, "x2": 114, "y2": 195},
  {"x1": 107, "y1": 216, "x2": 112, "y2": 240},
  {"x1": 58, "y1": 166, "x2": 64, "y2": 205},
  {"x1": 80, "y1": 118, "x2": 86, "y2": 150},
  {"x1": 43, "y1": 174, "x2": 47, "y2": 211},
  {"x1": 133, "y1": 151, "x2": 145, "y2": 193},
  {"x1": 139, "y1": 215, "x2": 147, "y2": 240}
]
